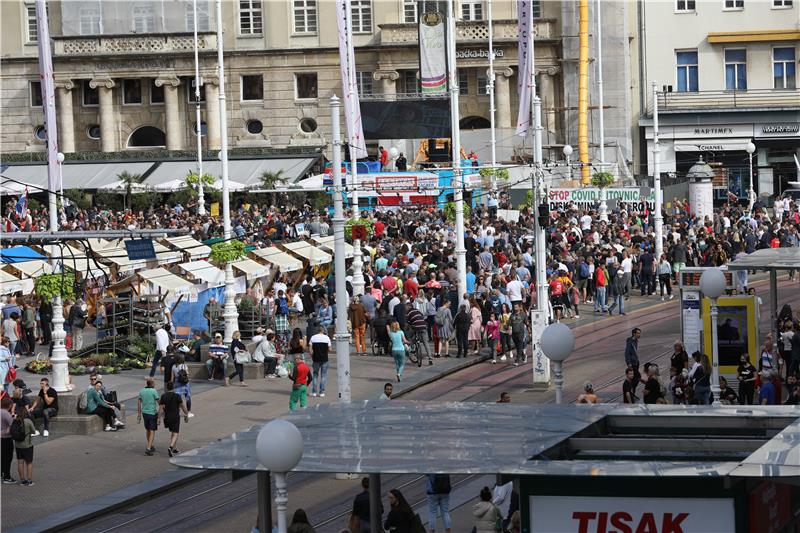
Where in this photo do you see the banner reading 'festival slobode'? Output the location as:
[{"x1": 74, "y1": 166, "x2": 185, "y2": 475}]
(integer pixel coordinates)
[
  {"x1": 548, "y1": 188, "x2": 656, "y2": 212},
  {"x1": 418, "y1": 10, "x2": 447, "y2": 95}
]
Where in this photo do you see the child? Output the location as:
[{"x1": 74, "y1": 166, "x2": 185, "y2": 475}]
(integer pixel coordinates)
[{"x1": 13, "y1": 413, "x2": 35, "y2": 485}]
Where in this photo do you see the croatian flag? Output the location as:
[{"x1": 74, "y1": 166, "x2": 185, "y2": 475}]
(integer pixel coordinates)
[{"x1": 15, "y1": 187, "x2": 28, "y2": 220}]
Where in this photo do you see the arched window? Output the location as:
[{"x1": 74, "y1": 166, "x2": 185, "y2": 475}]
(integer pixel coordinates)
[
  {"x1": 459, "y1": 116, "x2": 491, "y2": 130},
  {"x1": 127, "y1": 126, "x2": 166, "y2": 148}
]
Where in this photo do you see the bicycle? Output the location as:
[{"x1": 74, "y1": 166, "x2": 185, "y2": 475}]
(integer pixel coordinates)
[{"x1": 405, "y1": 329, "x2": 430, "y2": 367}]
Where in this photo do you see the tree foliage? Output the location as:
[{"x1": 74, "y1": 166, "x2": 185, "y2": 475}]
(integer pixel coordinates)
[
  {"x1": 444, "y1": 201, "x2": 471, "y2": 222},
  {"x1": 591, "y1": 171, "x2": 615, "y2": 188}
]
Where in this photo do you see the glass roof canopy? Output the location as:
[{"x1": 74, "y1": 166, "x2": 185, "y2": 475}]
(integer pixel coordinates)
[{"x1": 171, "y1": 402, "x2": 800, "y2": 478}]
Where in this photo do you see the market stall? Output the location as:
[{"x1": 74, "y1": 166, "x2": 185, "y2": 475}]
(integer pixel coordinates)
[
  {"x1": 250, "y1": 247, "x2": 303, "y2": 273},
  {"x1": 313, "y1": 236, "x2": 354, "y2": 259},
  {"x1": 179, "y1": 261, "x2": 225, "y2": 288},
  {"x1": 164, "y1": 236, "x2": 212, "y2": 261}
]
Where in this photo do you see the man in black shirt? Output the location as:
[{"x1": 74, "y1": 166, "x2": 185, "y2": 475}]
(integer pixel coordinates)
[
  {"x1": 638, "y1": 248, "x2": 656, "y2": 296},
  {"x1": 622, "y1": 368, "x2": 636, "y2": 404},
  {"x1": 30, "y1": 377, "x2": 58, "y2": 437},
  {"x1": 160, "y1": 350, "x2": 177, "y2": 388},
  {"x1": 642, "y1": 365, "x2": 662, "y2": 404},
  {"x1": 352, "y1": 477, "x2": 382, "y2": 532}
]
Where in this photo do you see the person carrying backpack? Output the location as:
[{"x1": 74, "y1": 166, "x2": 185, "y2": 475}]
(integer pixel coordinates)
[
  {"x1": 11, "y1": 411, "x2": 35, "y2": 486},
  {"x1": 426, "y1": 474, "x2": 452, "y2": 533},
  {"x1": 171, "y1": 354, "x2": 194, "y2": 418},
  {"x1": 1, "y1": 396, "x2": 15, "y2": 484}
]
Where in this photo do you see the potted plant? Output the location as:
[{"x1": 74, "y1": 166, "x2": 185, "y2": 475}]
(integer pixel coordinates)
[
  {"x1": 344, "y1": 218, "x2": 375, "y2": 241},
  {"x1": 34, "y1": 272, "x2": 77, "y2": 304},
  {"x1": 209, "y1": 241, "x2": 247, "y2": 264},
  {"x1": 591, "y1": 171, "x2": 615, "y2": 189},
  {"x1": 478, "y1": 167, "x2": 509, "y2": 187}
]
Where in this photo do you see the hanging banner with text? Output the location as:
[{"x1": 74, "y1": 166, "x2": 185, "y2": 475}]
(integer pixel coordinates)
[
  {"x1": 418, "y1": 10, "x2": 447, "y2": 95},
  {"x1": 548, "y1": 188, "x2": 656, "y2": 212},
  {"x1": 530, "y1": 496, "x2": 736, "y2": 533}
]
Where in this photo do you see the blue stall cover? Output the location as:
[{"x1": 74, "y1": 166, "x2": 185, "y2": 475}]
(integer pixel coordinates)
[
  {"x1": 171, "y1": 286, "x2": 225, "y2": 334},
  {"x1": 0, "y1": 246, "x2": 46, "y2": 264}
]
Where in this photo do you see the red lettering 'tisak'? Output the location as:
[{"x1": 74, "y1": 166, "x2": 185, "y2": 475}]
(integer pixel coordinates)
[
  {"x1": 635, "y1": 513, "x2": 658, "y2": 533},
  {"x1": 610, "y1": 512, "x2": 633, "y2": 533},
  {"x1": 662, "y1": 513, "x2": 689, "y2": 533},
  {"x1": 572, "y1": 512, "x2": 596, "y2": 533}
]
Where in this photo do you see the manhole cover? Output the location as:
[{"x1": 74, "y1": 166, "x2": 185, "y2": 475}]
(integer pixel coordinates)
[{"x1": 235, "y1": 401, "x2": 267, "y2": 406}]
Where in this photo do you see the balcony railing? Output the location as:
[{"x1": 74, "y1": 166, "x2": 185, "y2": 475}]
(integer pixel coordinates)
[
  {"x1": 648, "y1": 88, "x2": 800, "y2": 114},
  {"x1": 378, "y1": 19, "x2": 555, "y2": 46},
  {"x1": 53, "y1": 32, "x2": 217, "y2": 57}
]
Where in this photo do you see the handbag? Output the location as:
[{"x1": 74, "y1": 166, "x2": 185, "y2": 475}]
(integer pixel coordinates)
[
  {"x1": 104, "y1": 390, "x2": 118, "y2": 404},
  {"x1": 411, "y1": 513, "x2": 427, "y2": 533},
  {"x1": 5, "y1": 367, "x2": 17, "y2": 383},
  {"x1": 494, "y1": 506, "x2": 504, "y2": 532}
]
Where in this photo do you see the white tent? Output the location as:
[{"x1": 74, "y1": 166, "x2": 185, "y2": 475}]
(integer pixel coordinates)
[
  {"x1": 139, "y1": 267, "x2": 194, "y2": 297},
  {"x1": 179, "y1": 261, "x2": 225, "y2": 288},
  {"x1": 250, "y1": 247, "x2": 303, "y2": 273},
  {"x1": 164, "y1": 236, "x2": 211, "y2": 260},
  {"x1": 282, "y1": 241, "x2": 332, "y2": 266}
]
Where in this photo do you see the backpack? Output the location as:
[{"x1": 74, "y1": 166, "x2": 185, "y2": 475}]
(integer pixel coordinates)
[
  {"x1": 177, "y1": 367, "x2": 189, "y2": 385},
  {"x1": 431, "y1": 474, "x2": 451, "y2": 494},
  {"x1": 77, "y1": 390, "x2": 89, "y2": 412},
  {"x1": 277, "y1": 297, "x2": 289, "y2": 315},
  {"x1": 579, "y1": 262, "x2": 590, "y2": 279},
  {"x1": 10, "y1": 418, "x2": 26, "y2": 442}
]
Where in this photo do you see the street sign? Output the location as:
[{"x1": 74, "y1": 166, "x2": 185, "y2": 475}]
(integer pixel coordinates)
[{"x1": 124, "y1": 239, "x2": 156, "y2": 261}]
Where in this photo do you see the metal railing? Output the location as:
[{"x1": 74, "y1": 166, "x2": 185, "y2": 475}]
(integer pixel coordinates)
[{"x1": 646, "y1": 88, "x2": 800, "y2": 113}]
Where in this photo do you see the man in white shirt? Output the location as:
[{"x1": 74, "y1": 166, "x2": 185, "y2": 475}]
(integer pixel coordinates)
[
  {"x1": 579, "y1": 211, "x2": 593, "y2": 231},
  {"x1": 506, "y1": 273, "x2": 525, "y2": 305},
  {"x1": 151, "y1": 324, "x2": 171, "y2": 378},
  {"x1": 387, "y1": 293, "x2": 401, "y2": 316},
  {"x1": 620, "y1": 251, "x2": 633, "y2": 297}
]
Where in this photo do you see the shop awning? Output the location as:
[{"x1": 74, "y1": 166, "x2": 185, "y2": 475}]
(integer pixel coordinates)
[
  {"x1": 0, "y1": 270, "x2": 32, "y2": 295},
  {"x1": 153, "y1": 242, "x2": 182, "y2": 266},
  {"x1": 143, "y1": 157, "x2": 320, "y2": 188},
  {"x1": 313, "y1": 236, "x2": 354, "y2": 259},
  {"x1": 164, "y1": 236, "x2": 211, "y2": 260},
  {"x1": 0, "y1": 246, "x2": 47, "y2": 264},
  {"x1": 231, "y1": 258, "x2": 270, "y2": 281},
  {"x1": 250, "y1": 247, "x2": 303, "y2": 273},
  {"x1": 138, "y1": 267, "x2": 194, "y2": 297},
  {"x1": 93, "y1": 246, "x2": 147, "y2": 274},
  {"x1": 59, "y1": 245, "x2": 111, "y2": 278},
  {"x1": 179, "y1": 261, "x2": 225, "y2": 288},
  {"x1": 4, "y1": 260, "x2": 52, "y2": 278},
  {"x1": 673, "y1": 138, "x2": 752, "y2": 152},
  {"x1": 282, "y1": 241, "x2": 332, "y2": 266},
  {"x1": 1, "y1": 162, "x2": 155, "y2": 190}
]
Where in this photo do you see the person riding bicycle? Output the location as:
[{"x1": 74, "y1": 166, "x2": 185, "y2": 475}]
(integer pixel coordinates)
[
  {"x1": 406, "y1": 301, "x2": 432, "y2": 365},
  {"x1": 371, "y1": 308, "x2": 392, "y2": 355}
]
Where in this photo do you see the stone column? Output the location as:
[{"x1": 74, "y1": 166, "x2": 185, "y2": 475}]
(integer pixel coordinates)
[
  {"x1": 538, "y1": 67, "x2": 559, "y2": 134},
  {"x1": 156, "y1": 76, "x2": 183, "y2": 151},
  {"x1": 90, "y1": 78, "x2": 116, "y2": 152},
  {"x1": 204, "y1": 75, "x2": 221, "y2": 151},
  {"x1": 373, "y1": 70, "x2": 399, "y2": 96},
  {"x1": 54, "y1": 80, "x2": 75, "y2": 153},
  {"x1": 495, "y1": 68, "x2": 513, "y2": 128}
]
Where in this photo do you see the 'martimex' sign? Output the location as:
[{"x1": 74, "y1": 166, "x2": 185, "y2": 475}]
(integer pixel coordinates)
[{"x1": 530, "y1": 496, "x2": 735, "y2": 533}]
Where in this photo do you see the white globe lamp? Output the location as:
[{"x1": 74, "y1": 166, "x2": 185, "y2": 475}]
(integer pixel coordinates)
[
  {"x1": 540, "y1": 323, "x2": 575, "y2": 404},
  {"x1": 256, "y1": 420, "x2": 304, "y2": 533}
]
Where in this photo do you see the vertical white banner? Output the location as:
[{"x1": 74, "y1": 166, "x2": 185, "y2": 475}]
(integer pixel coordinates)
[
  {"x1": 515, "y1": 0, "x2": 533, "y2": 136},
  {"x1": 419, "y1": 10, "x2": 448, "y2": 94},
  {"x1": 336, "y1": 0, "x2": 368, "y2": 160}
]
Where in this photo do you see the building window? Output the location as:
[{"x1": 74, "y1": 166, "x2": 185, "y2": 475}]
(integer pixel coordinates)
[
  {"x1": 87, "y1": 124, "x2": 101, "y2": 139},
  {"x1": 186, "y1": 0, "x2": 211, "y2": 31},
  {"x1": 772, "y1": 0, "x2": 792, "y2": 7},
  {"x1": 773, "y1": 47, "x2": 796, "y2": 88},
  {"x1": 676, "y1": 0, "x2": 695, "y2": 10},
  {"x1": 403, "y1": 0, "x2": 417, "y2": 22},
  {"x1": 724, "y1": 0, "x2": 744, "y2": 8},
  {"x1": 132, "y1": 4, "x2": 155, "y2": 33},
  {"x1": 356, "y1": 72, "x2": 373, "y2": 96},
  {"x1": 458, "y1": 69, "x2": 469, "y2": 95},
  {"x1": 187, "y1": 79, "x2": 206, "y2": 102},
  {"x1": 532, "y1": 0, "x2": 541, "y2": 17},
  {"x1": 82, "y1": 80, "x2": 98, "y2": 106},
  {"x1": 247, "y1": 120, "x2": 263, "y2": 134},
  {"x1": 351, "y1": 0, "x2": 372, "y2": 33},
  {"x1": 79, "y1": 6, "x2": 101, "y2": 35},
  {"x1": 293, "y1": 0, "x2": 317, "y2": 34},
  {"x1": 26, "y1": 5, "x2": 37, "y2": 42},
  {"x1": 295, "y1": 73, "x2": 318, "y2": 99},
  {"x1": 300, "y1": 118, "x2": 318, "y2": 133},
  {"x1": 241, "y1": 75, "x2": 264, "y2": 101},
  {"x1": 34, "y1": 125, "x2": 46, "y2": 141},
  {"x1": 30, "y1": 81, "x2": 42, "y2": 107},
  {"x1": 151, "y1": 81, "x2": 164, "y2": 104},
  {"x1": 192, "y1": 122, "x2": 208, "y2": 137},
  {"x1": 123, "y1": 79, "x2": 142, "y2": 105},
  {"x1": 461, "y1": 0, "x2": 483, "y2": 20},
  {"x1": 401, "y1": 70, "x2": 419, "y2": 94},
  {"x1": 239, "y1": 0, "x2": 263, "y2": 35},
  {"x1": 477, "y1": 71, "x2": 488, "y2": 95},
  {"x1": 676, "y1": 50, "x2": 698, "y2": 92},
  {"x1": 724, "y1": 49, "x2": 747, "y2": 91}
]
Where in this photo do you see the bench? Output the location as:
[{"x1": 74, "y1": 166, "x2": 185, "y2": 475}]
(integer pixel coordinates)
[
  {"x1": 25, "y1": 392, "x2": 126, "y2": 436},
  {"x1": 185, "y1": 361, "x2": 265, "y2": 381}
]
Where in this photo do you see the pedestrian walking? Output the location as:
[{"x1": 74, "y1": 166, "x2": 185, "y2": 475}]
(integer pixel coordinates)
[
  {"x1": 138, "y1": 377, "x2": 160, "y2": 456},
  {"x1": 309, "y1": 326, "x2": 331, "y2": 397},
  {"x1": 509, "y1": 303, "x2": 528, "y2": 366},
  {"x1": 171, "y1": 355, "x2": 194, "y2": 417},
  {"x1": 1, "y1": 397, "x2": 15, "y2": 484},
  {"x1": 472, "y1": 487, "x2": 502, "y2": 533},
  {"x1": 624, "y1": 328, "x2": 641, "y2": 393},
  {"x1": 384, "y1": 489, "x2": 416, "y2": 533},
  {"x1": 11, "y1": 412, "x2": 35, "y2": 486},
  {"x1": 388, "y1": 322, "x2": 410, "y2": 382},
  {"x1": 228, "y1": 331, "x2": 250, "y2": 387},
  {"x1": 349, "y1": 296, "x2": 368, "y2": 356},
  {"x1": 433, "y1": 301, "x2": 453, "y2": 358},
  {"x1": 289, "y1": 353, "x2": 311, "y2": 411},
  {"x1": 351, "y1": 477, "x2": 381, "y2": 533},
  {"x1": 426, "y1": 474, "x2": 452, "y2": 533},
  {"x1": 151, "y1": 323, "x2": 170, "y2": 378},
  {"x1": 159, "y1": 381, "x2": 189, "y2": 457}
]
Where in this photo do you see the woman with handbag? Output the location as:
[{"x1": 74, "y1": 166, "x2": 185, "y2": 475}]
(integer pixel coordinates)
[
  {"x1": 473, "y1": 487, "x2": 503, "y2": 533},
  {"x1": 228, "y1": 331, "x2": 250, "y2": 387}
]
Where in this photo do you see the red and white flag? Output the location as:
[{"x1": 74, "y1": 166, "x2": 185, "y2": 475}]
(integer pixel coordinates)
[
  {"x1": 336, "y1": 0, "x2": 368, "y2": 161},
  {"x1": 515, "y1": 0, "x2": 534, "y2": 137}
]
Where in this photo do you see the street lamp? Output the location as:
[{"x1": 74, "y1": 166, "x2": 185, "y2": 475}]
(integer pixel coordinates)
[
  {"x1": 563, "y1": 144, "x2": 573, "y2": 181},
  {"x1": 256, "y1": 419, "x2": 304, "y2": 533},
  {"x1": 540, "y1": 322, "x2": 575, "y2": 404},
  {"x1": 700, "y1": 267, "x2": 726, "y2": 398},
  {"x1": 745, "y1": 142, "x2": 756, "y2": 213},
  {"x1": 56, "y1": 152, "x2": 65, "y2": 200}
]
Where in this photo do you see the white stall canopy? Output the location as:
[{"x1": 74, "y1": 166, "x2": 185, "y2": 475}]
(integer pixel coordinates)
[
  {"x1": 164, "y1": 236, "x2": 212, "y2": 260},
  {"x1": 250, "y1": 247, "x2": 303, "y2": 273},
  {"x1": 179, "y1": 261, "x2": 225, "y2": 288},
  {"x1": 231, "y1": 259, "x2": 270, "y2": 281},
  {"x1": 139, "y1": 267, "x2": 194, "y2": 297},
  {"x1": 282, "y1": 241, "x2": 332, "y2": 266}
]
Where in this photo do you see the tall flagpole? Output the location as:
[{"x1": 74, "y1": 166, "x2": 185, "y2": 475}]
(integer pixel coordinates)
[
  {"x1": 35, "y1": 0, "x2": 69, "y2": 392},
  {"x1": 596, "y1": 0, "x2": 608, "y2": 221},
  {"x1": 447, "y1": 0, "x2": 467, "y2": 299},
  {"x1": 344, "y1": 0, "x2": 359, "y2": 217},
  {"x1": 193, "y1": 0, "x2": 206, "y2": 215},
  {"x1": 487, "y1": 0, "x2": 497, "y2": 177}
]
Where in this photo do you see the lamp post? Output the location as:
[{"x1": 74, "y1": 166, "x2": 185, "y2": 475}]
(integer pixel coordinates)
[
  {"x1": 256, "y1": 419, "x2": 304, "y2": 533},
  {"x1": 563, "y1": 144, "x2": 573, "y2": 182},
  {"x1": 539, "y1": 323, "x2": 575, "y2": 404},
  {"x1": 56, "y1": 152, "x2": 65, "y2": 200},
  {"x1": 700, "y1": 268, "x2": 726, "y2": 397},
  {"x1": 745, "y1": 142, "x2": 756, "y2": 213},
  {"x1": 193, "y1": 0, "x2": 206, "y2": 216}
]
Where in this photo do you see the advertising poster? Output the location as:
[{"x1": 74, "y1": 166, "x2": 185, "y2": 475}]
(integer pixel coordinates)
[
  {"x1": 681, "y1": 290, "x2": 702, "y2": 356},
  {"x1": 702, "y1": 296, "x2": 758, "y2": 372},
  {"x1": 418, "y1": 11, "x2": 447, "y2": 95}
]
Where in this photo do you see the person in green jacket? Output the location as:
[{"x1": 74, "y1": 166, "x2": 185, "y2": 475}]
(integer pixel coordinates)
[{"x1": 87, "y1": 381, "x2": 121, "y2": 432}]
